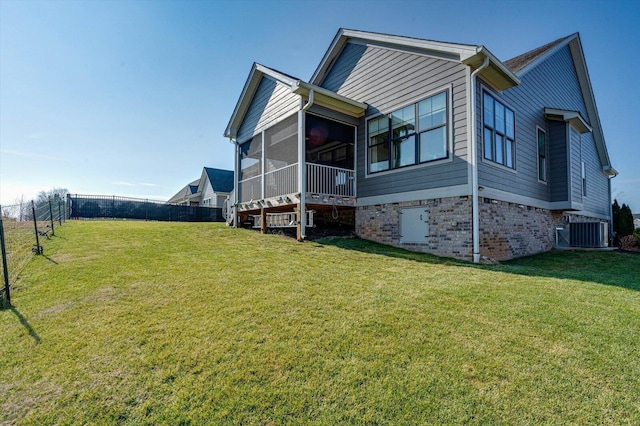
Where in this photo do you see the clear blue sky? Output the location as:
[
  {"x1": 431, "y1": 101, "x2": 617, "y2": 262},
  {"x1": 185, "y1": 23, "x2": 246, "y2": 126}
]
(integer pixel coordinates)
[{"x1": 1, "y1": 0, "x2": 638, "y2": 211}]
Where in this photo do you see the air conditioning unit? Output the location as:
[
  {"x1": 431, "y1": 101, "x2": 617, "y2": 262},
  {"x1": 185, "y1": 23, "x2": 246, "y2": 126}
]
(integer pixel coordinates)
[{"x1": 569, "y1": 222, "x2": 608, "y2": 248}]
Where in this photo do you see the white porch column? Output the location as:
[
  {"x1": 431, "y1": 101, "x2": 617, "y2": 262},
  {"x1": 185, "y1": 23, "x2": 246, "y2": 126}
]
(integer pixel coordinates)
[{"x1": 297, "y1": 100, "x2": 306, "y2": 240}]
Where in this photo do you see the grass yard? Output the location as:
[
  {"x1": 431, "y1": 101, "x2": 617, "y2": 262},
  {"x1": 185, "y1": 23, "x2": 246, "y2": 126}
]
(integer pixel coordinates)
[{"x1": 1, "y1": 221, "x2": 639, "y2": 424}]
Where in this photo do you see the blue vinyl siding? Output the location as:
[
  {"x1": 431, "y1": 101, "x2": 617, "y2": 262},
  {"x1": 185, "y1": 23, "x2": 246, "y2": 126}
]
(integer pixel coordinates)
[
  {"x1": 581, "y1": 132, "x2": 610, "y2": 217},
  {"x1": 320, "y1": 42, "x2": 469, "y2": 199},
  {"x1": 569, "y1": 126, "x2": 583, "y2": 205},
  {"x1": 477, "y1": 45, "x2": 610, "y2": 217},
  {"x1": 237, "y1": 76, "x2": 299, "y2": 143},
  {"x1": 548, "y1": 120, "x2": 568, "y2": 202}
]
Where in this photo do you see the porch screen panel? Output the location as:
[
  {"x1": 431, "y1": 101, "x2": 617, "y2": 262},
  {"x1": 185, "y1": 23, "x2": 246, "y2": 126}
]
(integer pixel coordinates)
[
  {"x1": 305, "y1": 113, "x2": 355, "y2": 169},
  {"x1": 264, "y1": 114, "x2": 298, "y2": 172},
  {"x1": 240, "y1": 135, "x2": 261, "y2": 180},
  {"x1": 239, "y1": 135, "x2": 262, "y2": 203},
  {"x1": 264, "y1": 114, "x2": 298, "y2": 196}
]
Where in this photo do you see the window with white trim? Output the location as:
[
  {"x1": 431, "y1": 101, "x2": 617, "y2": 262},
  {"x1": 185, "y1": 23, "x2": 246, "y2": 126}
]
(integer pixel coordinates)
[
  {"x1": 537, "y1": 127, "x2": 547, "y2": 182},
  {"x1": 483, "y1": 92, "x2": 515, "y2": 169},
  {"x1": 367, "y1": 90, "x2": 448, "y2": 173}
]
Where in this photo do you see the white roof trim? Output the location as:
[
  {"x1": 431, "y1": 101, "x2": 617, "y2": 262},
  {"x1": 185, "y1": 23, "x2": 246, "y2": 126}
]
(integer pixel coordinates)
[
  {"x1": 224, "y1": 63, "x2": 300, "y2": 139},
  {"x1": 515, "y1": 34, "x2": 576, "y2": 77},
  {"x1": 311, "y1": 28, "x2": 480, "y2": 85},
  {"x1": 312, "y1": 29, "x2": 520, "y2": 91},
  {"x1": 224, "y1": 62, "x2": 367, "y2": 138},
  {"x1": 544, "y1": 107, "x2": 592, "y2": 134},
  {"x1": 517, "y1": 34, "x2": 614, "y2": 173},
  {"x1": 294, "y1": 81, "x2": 367, "y2": 116},
  {"x1": 462, "y1": 47, "x2": 521, "y2": 90}
]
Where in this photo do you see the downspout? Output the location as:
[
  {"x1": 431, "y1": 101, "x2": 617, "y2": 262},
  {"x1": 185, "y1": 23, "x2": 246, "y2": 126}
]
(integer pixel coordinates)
[
  {"x1": 297, "y1": 89, "x2": 315, "y2": 240},
  {"x1": 228, "y1": 136, "x2": 239, "y2": 227},
  {"x1": 608, "y1": 172, "x2": 618, "y2": 245},
  {"x1": 470, "y1": 57, "x2": 490, "y2": 263}
]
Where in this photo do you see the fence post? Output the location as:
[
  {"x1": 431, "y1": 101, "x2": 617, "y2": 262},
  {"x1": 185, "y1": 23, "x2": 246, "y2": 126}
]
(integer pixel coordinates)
[
  {"x1": 58, "y1": 199, "x2": 63, "y2": 226},
  {"x1": 31, "y1": 201, "x2": 42, "y2": 255},
  {"x1": 0, "y1": 207, "x2": 11, "y2": 307},
  {"x1": 48, "y1": 197, "x2": 55, "y2": 236}
]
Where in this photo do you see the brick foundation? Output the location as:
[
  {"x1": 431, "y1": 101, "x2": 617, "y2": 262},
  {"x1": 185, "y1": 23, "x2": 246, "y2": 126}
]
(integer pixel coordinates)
[
  {"x1": 356, "y1": 196, "x2": 473, "y2": 261},
  {"x1": 479, "y1": 198, "x2": 608, "y2": 261},
  {"x1": 479, "y1": 198, "x2": 562, "y2": 260},
  {"x1": 356, "y1": 195, "x2": 608, "y2": 262}
]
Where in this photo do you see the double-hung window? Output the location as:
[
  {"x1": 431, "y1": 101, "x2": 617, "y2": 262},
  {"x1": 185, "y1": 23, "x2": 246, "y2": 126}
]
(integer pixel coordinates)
[
  {"x1": 367, "y1": 90, "x2": 448, "y2": 173},
  {"x1": 537, "y1": 127, "x2": 547, "y2": 182},
  {"x1": 483, "y1": 92, "x2": 515, "y2": 169}
]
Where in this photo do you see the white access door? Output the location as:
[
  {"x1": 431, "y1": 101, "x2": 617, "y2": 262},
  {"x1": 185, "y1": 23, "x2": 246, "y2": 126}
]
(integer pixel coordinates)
[{"x1": 400, "y1": 207, "x2": 429, "y2": 244}]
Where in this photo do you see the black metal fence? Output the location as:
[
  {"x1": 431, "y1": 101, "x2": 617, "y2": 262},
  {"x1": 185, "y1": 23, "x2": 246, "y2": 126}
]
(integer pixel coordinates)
[
  {"x1": 69, "y1": 194, "x2": 224, "y2": 222},
  {"x1": 1, "y1": 198, "x2": 69, "y2": 307}
]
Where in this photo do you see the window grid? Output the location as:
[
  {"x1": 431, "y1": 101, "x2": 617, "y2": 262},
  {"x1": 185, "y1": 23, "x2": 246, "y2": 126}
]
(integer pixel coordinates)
[
  {"x1": 483, "y1": 92, "x2": 515, "y2": 169},
  {"x1": 367, "y1": 90, "x2": 449, "y2": 174},
  {"x1": 537, "y1": 127, "x2": 547, "y2": 182}
]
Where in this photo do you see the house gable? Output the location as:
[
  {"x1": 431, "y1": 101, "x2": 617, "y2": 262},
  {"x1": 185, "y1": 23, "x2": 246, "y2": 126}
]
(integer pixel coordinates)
[
  {"x1": 228, "y1": 64, "x2": 301, "y2": 143},
  {"x1": 505, "y1": 34, "x2": 615, "y2": 176},
  {"x1": 478, "y1": 37, "x2": 612, "y2": 218},
  {"x1": 167, "y1": 179, "x2": 200, "y2": 205},
  {"x1": 312, "y1": 28, "x2": 519, "y2": 92},
  {"x1": 204, "y1": 167, "x2": 234, "y2": 193},
  {"x1": 225, "y1": 63, "x2": 366, "y2": 143}
]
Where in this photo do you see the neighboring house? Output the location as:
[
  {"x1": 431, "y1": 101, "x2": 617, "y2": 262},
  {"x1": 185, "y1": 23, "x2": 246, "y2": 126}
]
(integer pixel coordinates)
[
  {"x1": 167, "y1": 179, "x2": 200, "y2": 206},
  {"x1": 634, "y1": 214, "x2": 640, "y2": 229},
  {"x1": 168, "y1": 167, "x2": 234, "y2": 208},
  {"x1": 198, "y1": 167, "x2": 234, "y2": 208},
  {"x1": 224, "y1": 29, "x2": 617, "y2": 262}
]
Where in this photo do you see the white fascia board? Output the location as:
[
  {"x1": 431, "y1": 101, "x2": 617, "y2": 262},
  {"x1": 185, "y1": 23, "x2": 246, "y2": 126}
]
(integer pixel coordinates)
[
  {"x1": 294, "y1": 81, "x2": 367, "y2": 117},
  {"x1": 341, "y1": 29, "x2": 479, "y2": 59},
  {"x1": 477, "y1": 47, "x2": 521, "y2": 85},
  {"x1": 516, "y1": 34, "x2": 576, "y2": 77},
  {"x1": 567, "y1": 36, "x2": 614, "y2": 171},
  {"x1": 310, "y1": 28, "x2": 480, "y2": 85},
  {"x1": 224, "y1": 63, "x2": 301, "y2": 139},
  {"x1": 224, "y1": 63, "x2": 262, "y2": 139},
  {"x1": 310, "y1": 28, "x2": 349, "y2": 85},
  {"x1": 254, "y1": 63, "x2": 299, "y2": 88},
  {"x1": 544, "y1": 108, "x2": 593, "y2": 134},
  {"x1": 463, "y1": 47, "x2": 521, "y2": 90}
]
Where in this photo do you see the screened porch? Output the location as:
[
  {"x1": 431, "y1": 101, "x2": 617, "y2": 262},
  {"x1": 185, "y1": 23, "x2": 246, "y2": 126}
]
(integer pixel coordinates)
[{"x1": 236, "y1": 112, "x2": 357, "y2": 213}]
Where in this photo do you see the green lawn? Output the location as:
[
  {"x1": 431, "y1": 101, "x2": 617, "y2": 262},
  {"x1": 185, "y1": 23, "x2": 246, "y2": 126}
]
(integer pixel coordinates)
[{"x1": 1, "y1": 221, "x2": 639, "y2": 424}]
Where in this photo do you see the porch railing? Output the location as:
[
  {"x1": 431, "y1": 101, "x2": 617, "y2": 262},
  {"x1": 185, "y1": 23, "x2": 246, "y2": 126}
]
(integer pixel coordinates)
[
  {"x1": 307, "y1": 163, "x2": 355, "y2": 197},
  {"x1": 238, "y1": 175, "x2": 261, "y2": 203},
  {"x1": 239, "y1": 163, "x2": 355, "y2": 204},
  {"x1": 265, "y1": 163, "x2": 298, "y2": 198}
]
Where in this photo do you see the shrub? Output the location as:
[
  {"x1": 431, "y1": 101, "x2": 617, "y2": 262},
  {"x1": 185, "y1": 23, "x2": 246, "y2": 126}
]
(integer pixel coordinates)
[{"x1": 619, "y1": 235, "x2": 639, "y2": 251}]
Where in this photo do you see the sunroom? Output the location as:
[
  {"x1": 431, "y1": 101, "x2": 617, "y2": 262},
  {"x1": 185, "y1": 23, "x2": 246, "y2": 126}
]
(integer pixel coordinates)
[{"x1": 224, "y1": 64, "x2": 367, "y2": 238}]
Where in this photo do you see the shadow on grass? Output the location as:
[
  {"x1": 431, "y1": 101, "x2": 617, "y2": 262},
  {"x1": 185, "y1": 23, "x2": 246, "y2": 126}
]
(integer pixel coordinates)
[
  {"x1": 316, "y1": 237, "x2": 640, "y2": 292},
  {"x1": 5, "y1": 306, "x2": 42, "y2": 343}
]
